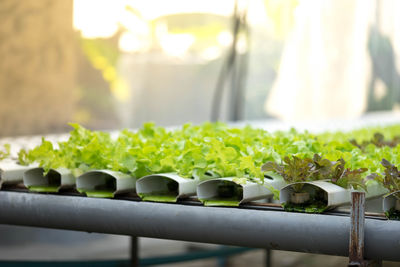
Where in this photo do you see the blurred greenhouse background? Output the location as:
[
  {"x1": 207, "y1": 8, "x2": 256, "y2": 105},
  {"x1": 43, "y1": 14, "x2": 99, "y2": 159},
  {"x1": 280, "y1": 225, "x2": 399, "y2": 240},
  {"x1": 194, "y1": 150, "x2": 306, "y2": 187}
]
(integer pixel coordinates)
[
  {"x1": 73, "y1": 0, "x2": 294, "y2": 129},
  {"x1": 0, "y1": 0, "x2": 399, "y2": 137}
]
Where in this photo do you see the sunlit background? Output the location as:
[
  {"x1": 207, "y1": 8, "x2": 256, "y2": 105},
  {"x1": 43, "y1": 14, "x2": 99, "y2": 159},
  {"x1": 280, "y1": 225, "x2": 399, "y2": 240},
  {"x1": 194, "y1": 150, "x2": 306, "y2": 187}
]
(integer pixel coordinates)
[
  {"x1": 0, "y1": 0, "x2": 399, "y2": 134},
  {"x1": 71, "y1": 0, "x2": 291, "y2": 130}
]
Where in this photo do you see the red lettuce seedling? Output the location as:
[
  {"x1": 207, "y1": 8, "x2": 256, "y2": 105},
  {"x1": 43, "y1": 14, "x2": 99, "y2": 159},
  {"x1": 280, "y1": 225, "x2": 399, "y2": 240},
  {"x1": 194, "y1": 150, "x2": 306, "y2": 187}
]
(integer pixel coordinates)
[
  {"x1": 350, "y1": 132, "x2": 400, "y2": 151},
  {"x1": 380, "y1": 159, "x2": 400, "y2": 194},
  {"x1": 262, "y1": 154, "x2": 367, "y2": 192}
]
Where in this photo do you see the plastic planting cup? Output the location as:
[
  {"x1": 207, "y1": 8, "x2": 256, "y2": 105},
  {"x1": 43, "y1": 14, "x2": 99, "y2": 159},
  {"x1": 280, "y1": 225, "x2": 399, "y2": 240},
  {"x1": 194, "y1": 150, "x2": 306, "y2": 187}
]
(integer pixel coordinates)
[
  {"x1": 281, "y1": 180, "x2": 387, "y2": 213},
  {"x1": 383, "y1": 191, "x2": 400, "y2": 220},
  {"x1": 136, "y1": 173, "x2": 198, "y2": 202},
  {"x1": 77, "y1": 170, "x2": 136, "y2": 198},
  {"x1": 197, "y1": 175, "x2": 285, "y2": 206},
  {"x1": 23, "y1": 167, "x2": 75, "y2": 193}
]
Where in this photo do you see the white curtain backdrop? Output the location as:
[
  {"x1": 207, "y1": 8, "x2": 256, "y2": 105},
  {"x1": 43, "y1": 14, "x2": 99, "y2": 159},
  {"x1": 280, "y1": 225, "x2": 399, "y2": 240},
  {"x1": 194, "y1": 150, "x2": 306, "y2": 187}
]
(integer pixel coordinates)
[{"x1": 265, "y1": 0, "x2": 400, "y2": 121}]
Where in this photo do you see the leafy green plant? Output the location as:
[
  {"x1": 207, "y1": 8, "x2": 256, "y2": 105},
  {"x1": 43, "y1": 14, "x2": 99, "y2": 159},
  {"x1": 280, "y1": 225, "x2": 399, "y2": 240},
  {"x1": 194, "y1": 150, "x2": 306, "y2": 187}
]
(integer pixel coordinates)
[
  {"x1": 378, "y1": 159, "x2": 400, "y2": 220},
  {"x1": 283, "y1": 201, "x2": 327, "y2": 213},
  {"x1": 385, "y1": 208, "x2": 400, "y2": 220},
  {"x1": 13, "y1": 122, "x2": 400, "y2": 199},
  {"x1": 262, "y1": 156, "x2": 314, "y2": 192},
  {"x1": 0, "y1": 144, "x2": 10, "y2": 160},
  {"x1": 262, "y1": 154, "x2": 367, "y2": 192},
  {"x1": 350, "y1": 132, "x2": 400, "y2": 150},
  {"x1": 379, "y1": 159, "x2": 400, "y2": 196},
  {"x1": 16, "y1": 122, "x2": 276, "y2": 182}
]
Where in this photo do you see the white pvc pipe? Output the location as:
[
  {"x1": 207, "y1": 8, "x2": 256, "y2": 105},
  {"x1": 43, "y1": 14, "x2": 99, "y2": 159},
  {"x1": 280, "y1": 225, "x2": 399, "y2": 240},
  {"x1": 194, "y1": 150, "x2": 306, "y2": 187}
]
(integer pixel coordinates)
[
  {"x1": 23, "y1": 167, "x2": 75, "y2": 192},
  {"x1": 136, "y1": 173, "x2": 198, "y2": 202},
  {"x1": 281, "y1": 180, "x2": 387, "y2": 210},
  {"x1": 76, "y1": 170, "x2": 136, "y2": 198},
  {"x1": 197, "y1": 176, "x2": 285, "y2": 206}
]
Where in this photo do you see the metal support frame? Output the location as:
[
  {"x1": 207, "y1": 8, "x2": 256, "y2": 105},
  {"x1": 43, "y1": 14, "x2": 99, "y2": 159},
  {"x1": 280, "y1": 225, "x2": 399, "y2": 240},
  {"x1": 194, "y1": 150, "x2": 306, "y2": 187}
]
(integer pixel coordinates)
[
  {"x1": 349, "y1": 192, "x2": 382, "y2": 267},
  {"x1": 0, "y1": 192, "x2": 399, "y2": 261}
]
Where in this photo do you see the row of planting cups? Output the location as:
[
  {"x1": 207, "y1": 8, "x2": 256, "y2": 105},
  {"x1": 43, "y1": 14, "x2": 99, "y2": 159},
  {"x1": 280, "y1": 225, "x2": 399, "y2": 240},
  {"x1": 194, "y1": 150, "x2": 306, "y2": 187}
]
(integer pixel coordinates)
[{"x1": 0, "y1": 160, "x2": 397, "y2": 217}]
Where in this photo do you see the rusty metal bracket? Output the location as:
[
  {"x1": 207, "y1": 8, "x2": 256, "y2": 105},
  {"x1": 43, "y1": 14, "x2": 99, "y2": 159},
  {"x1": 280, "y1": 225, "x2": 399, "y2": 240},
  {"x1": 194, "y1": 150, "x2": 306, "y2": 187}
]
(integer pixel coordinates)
[{"x1": 349, "y1": 192, "x2": 382, "y2": 267}]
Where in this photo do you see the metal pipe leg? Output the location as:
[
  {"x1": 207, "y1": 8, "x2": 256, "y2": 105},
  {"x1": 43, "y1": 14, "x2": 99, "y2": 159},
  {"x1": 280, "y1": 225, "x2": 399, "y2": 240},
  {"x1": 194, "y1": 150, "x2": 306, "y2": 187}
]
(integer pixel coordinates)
[
  {"x1": 131, "y1": 236, "x2": 139, "y2": 267},
  {"x1": 348, "y1": 192, "x2": 382, "y2": 267},
  {"x1": 265, "y1": 249, "x2": 271, "y2": 267}
]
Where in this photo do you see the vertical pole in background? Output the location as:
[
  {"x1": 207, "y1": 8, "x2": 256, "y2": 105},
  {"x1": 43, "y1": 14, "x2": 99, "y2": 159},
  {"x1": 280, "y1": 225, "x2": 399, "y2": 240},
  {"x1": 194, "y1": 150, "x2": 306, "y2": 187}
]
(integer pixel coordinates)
[{"x1": 131, "y1": 236, "x2": 139, "y2": 267}]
